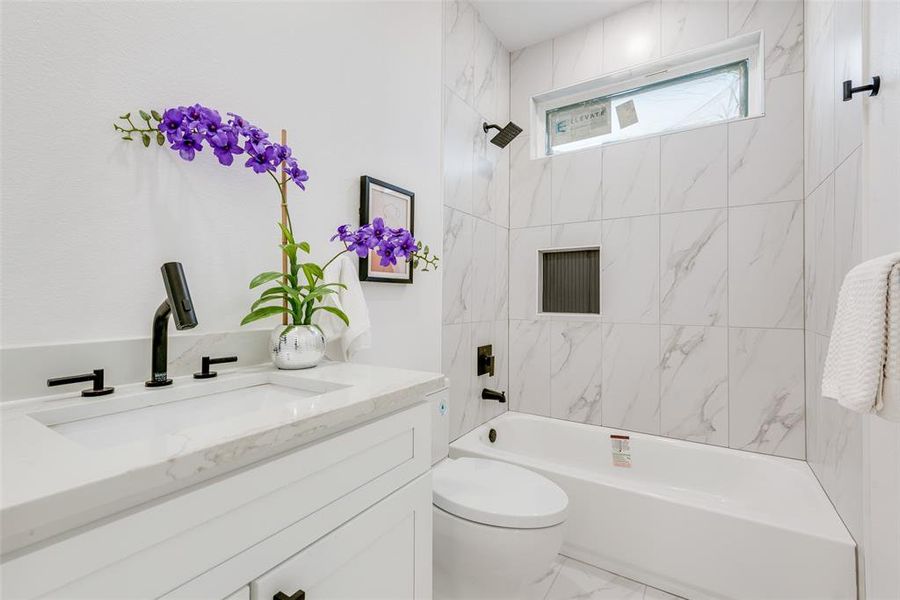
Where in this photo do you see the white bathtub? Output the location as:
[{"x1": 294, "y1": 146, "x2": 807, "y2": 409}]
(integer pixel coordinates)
[{"x1": 450, "y1": 412, "x2": 856, "y2": 600}]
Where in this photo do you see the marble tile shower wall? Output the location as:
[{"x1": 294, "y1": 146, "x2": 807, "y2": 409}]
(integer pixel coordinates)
[
  {"x1": 508, "y1": 0, "x2": 807, "y2": 458},
  {"x1": 442, "y1": 0, "x2": 511, "y2": 440},
  {"x1": 803, "y1": 0, "x2": 865, "y2": 548}
]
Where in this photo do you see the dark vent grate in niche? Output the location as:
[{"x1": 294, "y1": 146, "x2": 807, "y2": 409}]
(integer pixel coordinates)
[{"x1": 541, "y1": 249, "x2": 600, "y2": 314}]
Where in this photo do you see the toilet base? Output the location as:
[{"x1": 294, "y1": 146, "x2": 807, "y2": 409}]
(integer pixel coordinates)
[{"x1": 433, "y1": 505, "x2": 564, "y2": 600}]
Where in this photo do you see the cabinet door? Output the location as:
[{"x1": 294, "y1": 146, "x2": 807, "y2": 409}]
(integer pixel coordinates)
[{"x1": 251, "y1": 474, "x2": 431, "y2": 600}]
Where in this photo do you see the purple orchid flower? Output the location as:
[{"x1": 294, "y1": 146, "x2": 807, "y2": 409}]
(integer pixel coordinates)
[
  {"x1": 370, "y1": 217, "x2": 387, "y2": 238},
  {"x1": 331, "y1": 224, "x2": 353, "y2": 242},
  {"x1": 170, "y1": 128, "x2": 204, "y2": 161},
  {"x1": 137, "y1": 103, "x2": 310, "y2": 187},
  {"x1": 209, "y1": 130, "x2": 244, "y2": 166},
  {"x1": 272, "y1": 143, "x2": 292, "y2": 162},
  {"x1": 376, "y1": 239, "x2": 399, "y2": 266},
  {"x1": 245, "y1": 144, "x2": 277, "y2": 173},
  {"x1": 159, "y1": 108, "x2": 185, "y2": 139},
  {"x1": 198, "y1": 107, "x2": 222, "y2": 136},
  {"x1": 392, "y1": 230, "x2": 418, "y2": 259},
  {"x1": 330, "y1": 220, "x2": 418, "y2": 266},
  {"x1": 244, "y1": 125, "x2": 269, "y2": 145},
  {"x1": 226, "y1": 112, "x2": 250, "y2": 134},
  {"x1": 181, "y1": 104, "x2": 204, "y2": 127},
  {"x1": 286, "y1": 163, "x2": 309, "y2": 190}
]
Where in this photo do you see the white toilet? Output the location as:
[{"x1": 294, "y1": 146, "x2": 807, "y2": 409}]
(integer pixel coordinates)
[
  {"x1": 432, "y1": 457, "x2": 568, "y2": 599},
  {"x1": 428, "y1": 390, "x2": 568, "y2": 599}
]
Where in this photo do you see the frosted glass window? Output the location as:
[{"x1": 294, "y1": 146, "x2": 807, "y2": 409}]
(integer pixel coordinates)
[{"x1": 546, "y1": 60, "x2": 748, "y2": 155}]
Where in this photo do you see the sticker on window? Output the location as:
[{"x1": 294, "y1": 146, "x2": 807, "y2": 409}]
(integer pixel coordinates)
[
  {"x1": 615, "y1": 99, "x2": 639, "y2": 129},
  {"x1": 548, "y1": 97, "x2": 611, "y2": 148}
]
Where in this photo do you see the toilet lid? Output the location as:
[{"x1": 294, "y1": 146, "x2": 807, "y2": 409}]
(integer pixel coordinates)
[{"x1": 432, "y1": 458, "x2": 568, "y2": 529}]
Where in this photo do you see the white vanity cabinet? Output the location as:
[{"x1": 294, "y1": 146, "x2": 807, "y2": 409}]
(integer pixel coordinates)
[
  {"x1": 1, "y1": 401, "x2": 433, "y2": 600},
  {"x1": 248, "y1": 474, "x2": 429, "y2": 600}
]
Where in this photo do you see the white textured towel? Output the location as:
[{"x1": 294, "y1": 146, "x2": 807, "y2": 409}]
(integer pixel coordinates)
[
  {"x1": 879, "y1": 262, "x2": 900, "y2": 420},
  {"x1": 822, "y1": 252, "x2": 900, "y2": 414},
  {"x1": 313, "y1": 254, "x2": 372, "y2": 361}
]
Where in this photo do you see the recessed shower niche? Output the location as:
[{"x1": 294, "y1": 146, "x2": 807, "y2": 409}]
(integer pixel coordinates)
[{"x1": 538, "y1": 246, "x2": 601, "y2": 316}]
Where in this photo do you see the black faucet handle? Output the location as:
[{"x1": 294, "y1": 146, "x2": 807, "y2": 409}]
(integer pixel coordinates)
[
  {"x1": 194, "y1": 355, "x2": 238, "y2": 379},
  {"x1": 47, "y1": 369, "x2": 114, "y2": 397},
  {"x1": 477, "y1": 345, "x2": 496, "y2": 377}
]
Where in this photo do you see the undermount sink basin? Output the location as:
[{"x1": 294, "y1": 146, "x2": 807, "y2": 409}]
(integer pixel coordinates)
[{"x1": 29, "y1": 374, "x2": 346, "y2": 450}]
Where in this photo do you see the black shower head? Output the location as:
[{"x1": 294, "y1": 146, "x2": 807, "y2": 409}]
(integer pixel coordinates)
[{"x1": 483, "y1": 121, "x2": 523, "y2": 148}]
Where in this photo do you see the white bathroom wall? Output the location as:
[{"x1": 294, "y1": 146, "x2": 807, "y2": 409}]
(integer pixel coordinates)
[
  {"x1": 861, "y1": 2, "x2": 900, "y2": 597},
  {"x1": 507, "y1": 0, "x2": 807, "y2": 458},
  {"x1": 805, "y1": 0, "x2": 900, "y2": 597},
  {"x1": 804, "y1": 0, "x2": 866, "y2": 565},
  {"x1": 442, "y1": 0, "x2": 511, "y2": 440},
  {"x1": 0, "y1": 1, "x2": 443, "y2": 396}
]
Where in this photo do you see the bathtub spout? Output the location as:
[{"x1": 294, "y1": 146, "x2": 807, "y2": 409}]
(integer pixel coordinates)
[{"x1": 482, "y1": 388, "x2": 506, "y2": 403}]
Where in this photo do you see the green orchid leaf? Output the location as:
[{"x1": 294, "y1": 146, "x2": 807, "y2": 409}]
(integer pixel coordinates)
[
  {"x1": 240, "y1": 305, "x2": 288, "y2": 326},
  {"x1": 258, "y1": 285, "x2": 286, "y2": 298},
  {"x1": 303, "y1": 288, "x2": 338, "y2": 303},
  {"x1": 156, "y1": 132, "x2": 165, "y2": 146},
  {"x1": 141, "y1": 133, "x2": 151, "y2": 147},
  {"x1": 300, "y1": 263, "x2": 323, "y2": 286},
  {"x1": 277, "y1": 222, "x2": 295, "y2": 245},
  {"x1": 139, "y1": 110, "x2": 151, "y2": 122},
  {"x1": 249, "y1": 271, "x2": 285, "y2": 289},
  {"x1": 250, "y1": 295, "x2": 286, "y2": 312},
  {"x1": 312, "y1": 305, "x2": 350, "y2": 326},
  {"x1": 151, "y1": 110, "x2": 162, "y2": 121},
  {"x1": 280, "y1": 243, "x2": 308, "y2": 263}
]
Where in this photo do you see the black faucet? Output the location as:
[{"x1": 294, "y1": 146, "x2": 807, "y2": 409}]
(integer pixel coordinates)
[
  {"x1": 48, "y1": 368, "x2": 114, "y2": 397},
  {"x1": 482, "y1": 388, "x2": 506, "y2": 403},
  {"x1": 146, "y1": 262, "x2": 198, "y2": 387}
]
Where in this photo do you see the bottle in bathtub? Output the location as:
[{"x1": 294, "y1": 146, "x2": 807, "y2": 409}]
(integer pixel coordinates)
[{"x1": 610, "y1": 434, "x2": 631, "y2": 468}]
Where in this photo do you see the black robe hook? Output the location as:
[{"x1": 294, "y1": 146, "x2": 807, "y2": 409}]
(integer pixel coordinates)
[{"x1": 843, "y1": 76, "x2": 880, "y2": 101}]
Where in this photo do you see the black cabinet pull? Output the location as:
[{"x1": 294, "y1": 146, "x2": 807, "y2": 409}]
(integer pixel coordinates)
[
  {"x1": 273, "y1": 590, "x2": 305, "y2": 600},
  {"x1": 193, "y1": 355, "x2": 238, "y2": 379}
]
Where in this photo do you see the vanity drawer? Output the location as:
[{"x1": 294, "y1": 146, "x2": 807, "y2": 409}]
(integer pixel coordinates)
[
  {"x1": 251, "y1": 473, "x2": 431, "y2": 600},
  {"x1": 3, "y1": 402, "x2": 431, "y2": 600}
]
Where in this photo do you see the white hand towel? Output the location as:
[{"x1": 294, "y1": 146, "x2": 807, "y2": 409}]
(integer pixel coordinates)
[
  {"x1": 822, "y1": 252, "x2": 900, "y2": 413},
  {"x1": 313, "y1": 254, "x2": 372, "y2": 361},
  {"x1": 878, "y1": 263, "x2": 900, "y2": 420}
]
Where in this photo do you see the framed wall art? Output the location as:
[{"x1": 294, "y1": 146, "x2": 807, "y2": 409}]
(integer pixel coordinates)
[{"x1": 359, "y1": 175, "x2": 415, "y2": 284}]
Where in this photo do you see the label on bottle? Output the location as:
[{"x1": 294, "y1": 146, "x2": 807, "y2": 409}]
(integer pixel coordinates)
[{"x1": 610, "y1": 434, "x2": 631, "y2": 468}]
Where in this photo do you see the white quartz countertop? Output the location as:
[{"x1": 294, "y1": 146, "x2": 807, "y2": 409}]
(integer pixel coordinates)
[{"x1": 0, "y1": 362, "x2": 445, "y2": 554}]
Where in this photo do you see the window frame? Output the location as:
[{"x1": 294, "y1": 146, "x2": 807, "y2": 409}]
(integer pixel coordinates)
[{"x1": 531, "y1": 30, "x2": 764, "y2": 158}]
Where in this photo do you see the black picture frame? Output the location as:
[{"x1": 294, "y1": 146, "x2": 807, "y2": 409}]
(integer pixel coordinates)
[{"x1": 359, "y1": 175, "x2": 416, "y2": 284}]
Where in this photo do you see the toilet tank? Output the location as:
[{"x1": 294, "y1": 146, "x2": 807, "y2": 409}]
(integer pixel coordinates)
[{"x1": 428, "y1": 387, "x2": 449, "y2": 464}]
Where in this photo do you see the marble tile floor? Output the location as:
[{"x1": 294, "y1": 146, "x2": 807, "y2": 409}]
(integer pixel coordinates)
[{"x1": 526, "y1": 555, "x2": 685, "y2": 600}]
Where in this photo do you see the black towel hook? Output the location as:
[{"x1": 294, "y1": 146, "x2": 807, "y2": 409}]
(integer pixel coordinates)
[{"x1": 843, "y1": 76, "x2": 881, "y2": 101}]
